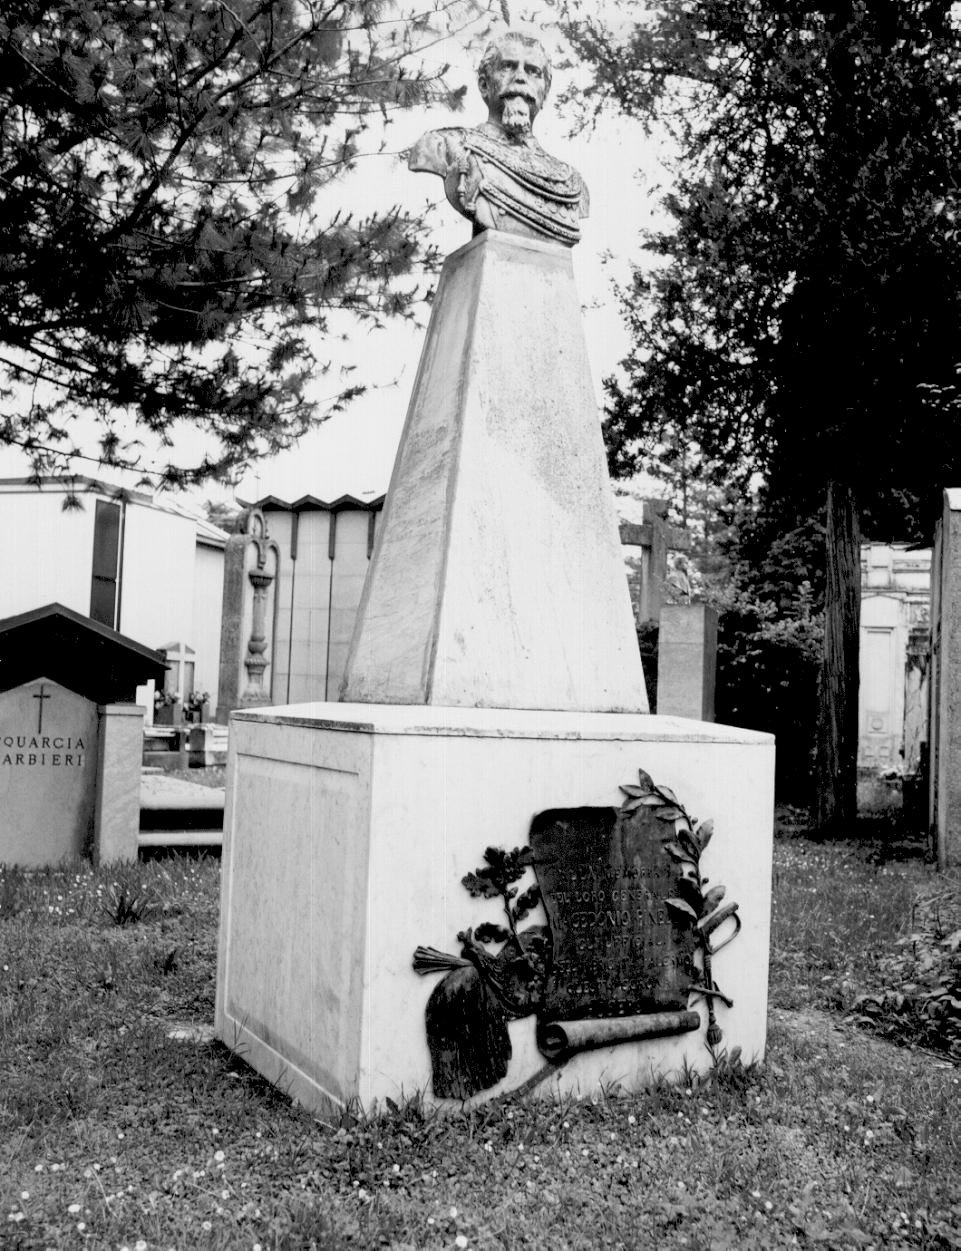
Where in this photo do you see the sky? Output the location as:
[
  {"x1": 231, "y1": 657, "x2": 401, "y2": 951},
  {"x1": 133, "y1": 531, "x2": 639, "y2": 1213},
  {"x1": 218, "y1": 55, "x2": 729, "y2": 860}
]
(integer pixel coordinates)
[
  {"x1": 0, "y1": 6, "x2": 671, "y2": 511},
  {"x1": 233, "y1": 13, "x2": 670, "y2": 506}
]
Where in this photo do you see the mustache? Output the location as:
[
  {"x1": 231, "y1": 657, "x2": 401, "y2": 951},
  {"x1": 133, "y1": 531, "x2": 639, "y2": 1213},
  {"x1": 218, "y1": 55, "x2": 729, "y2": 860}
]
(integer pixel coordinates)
[{"x1": 498, "y1": 87, "x2": 537, "y2": 103}]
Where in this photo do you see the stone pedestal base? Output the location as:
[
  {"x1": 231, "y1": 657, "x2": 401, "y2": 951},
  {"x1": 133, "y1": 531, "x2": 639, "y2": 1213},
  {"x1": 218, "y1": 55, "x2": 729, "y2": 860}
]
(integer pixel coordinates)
[{"x1": 216, "y1": 704, "x2": 774, "y2": 1113}]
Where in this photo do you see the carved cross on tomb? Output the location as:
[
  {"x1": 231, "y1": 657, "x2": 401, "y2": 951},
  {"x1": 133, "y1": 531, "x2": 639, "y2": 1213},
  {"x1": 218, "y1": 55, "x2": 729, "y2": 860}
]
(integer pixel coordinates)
[{"x1": 33, "y1": 683, "x2": 50, "y2": 733}]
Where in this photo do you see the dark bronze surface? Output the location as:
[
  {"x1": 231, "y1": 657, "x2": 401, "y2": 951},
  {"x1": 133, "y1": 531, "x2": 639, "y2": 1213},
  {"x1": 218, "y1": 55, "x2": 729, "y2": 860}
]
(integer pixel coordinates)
[
  {"x1": 529, "y1": 805, "x2": 697, "y2": 1023},
  {"x1": 413, "y1": 769, "x2": 737, "y2": 1099},
  {"x1": 536, "y1": 1008, "x2": 701, "y2": 1062}
]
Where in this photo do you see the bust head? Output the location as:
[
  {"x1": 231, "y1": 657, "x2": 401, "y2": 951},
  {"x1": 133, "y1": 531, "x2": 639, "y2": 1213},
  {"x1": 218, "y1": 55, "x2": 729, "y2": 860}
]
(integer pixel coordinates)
[{"x1": 477, "y1": 32, "x2": 552, "y2": 138}]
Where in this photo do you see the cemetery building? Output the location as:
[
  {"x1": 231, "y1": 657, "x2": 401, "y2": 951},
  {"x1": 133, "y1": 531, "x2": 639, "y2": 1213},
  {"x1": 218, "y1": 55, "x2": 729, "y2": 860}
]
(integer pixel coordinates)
[
  {"x1": 858, "y1": 541, "x2": 932, "y2": 776},
  {"x1": 0, "y1": 475, "x2": 228, "y2": 715},
  {"x1": 225, "y1": 492, "x2": 383, "y2": 711},
  {"x1": 3, "y1": 475, "x2": 699, "y2": 730}
]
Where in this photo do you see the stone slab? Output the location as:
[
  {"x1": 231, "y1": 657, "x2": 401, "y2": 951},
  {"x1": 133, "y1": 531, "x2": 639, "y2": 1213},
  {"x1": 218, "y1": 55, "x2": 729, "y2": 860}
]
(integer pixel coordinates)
[
  {"x1": 94, "y1": 703, "x2": 145, "y2": 864},
  {"x1": 0, "y1": 677, "x2": 99, "y2": 865},
  {"x1": 216, "y1": 703, "x2": 774, "y2": 1112},
  {"x1": 657, "y1": 605, "x2": 718, "y2": 721},
  {"x1": 930, "y1": 488, "x2": 961, "y2": 867},
  {"x1": 140, "y1": 773, "x2": 226, "y2": 810},
  {"x1": 340, "y1": 232, "x2": 647, "y2": 714}
]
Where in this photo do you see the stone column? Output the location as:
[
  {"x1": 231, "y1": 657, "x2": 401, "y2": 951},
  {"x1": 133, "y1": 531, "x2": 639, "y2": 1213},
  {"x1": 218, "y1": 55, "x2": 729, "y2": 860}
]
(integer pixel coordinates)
[
  {"x1": 216, "y1": 509, "x2": 280, "y2": 721},
  {"x1": 93, "y1": 704, "x2": 145, "y2": 864},
  {"x1": 929, "y1": 489, "x2": 961, "y2": 867},
  {"x1": 656, "y1": 605, "x2": 718, "y2": 721}
]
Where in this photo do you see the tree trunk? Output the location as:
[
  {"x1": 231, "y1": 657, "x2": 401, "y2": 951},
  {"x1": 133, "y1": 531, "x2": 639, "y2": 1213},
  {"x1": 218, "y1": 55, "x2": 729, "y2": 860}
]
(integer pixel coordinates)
[{"x1": 815, "y1": 481, "x2": 861, "y2": 832}]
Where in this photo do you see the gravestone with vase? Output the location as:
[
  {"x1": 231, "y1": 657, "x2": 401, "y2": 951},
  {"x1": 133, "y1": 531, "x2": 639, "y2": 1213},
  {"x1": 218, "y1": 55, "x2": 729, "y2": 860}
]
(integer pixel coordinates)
[
  {"x1": 0, "y1": 603, "x2": 166, "y2": 865},
  {"x1": 216, "y1": 31, "x2": 775, "y2": 1111}
]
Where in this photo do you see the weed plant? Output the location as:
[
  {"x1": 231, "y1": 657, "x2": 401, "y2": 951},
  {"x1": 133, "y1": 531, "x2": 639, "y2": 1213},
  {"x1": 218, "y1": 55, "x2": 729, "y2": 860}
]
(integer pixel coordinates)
[{"x1": 0, "y1": 833, "x2": 959, "y2": 1250}]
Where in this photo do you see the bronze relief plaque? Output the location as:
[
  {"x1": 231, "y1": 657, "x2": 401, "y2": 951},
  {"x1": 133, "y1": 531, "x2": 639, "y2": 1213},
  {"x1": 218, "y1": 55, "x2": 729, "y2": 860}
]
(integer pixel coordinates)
[{"x1": 529, "y1": 805, "x2": 697, "y2": 1021}]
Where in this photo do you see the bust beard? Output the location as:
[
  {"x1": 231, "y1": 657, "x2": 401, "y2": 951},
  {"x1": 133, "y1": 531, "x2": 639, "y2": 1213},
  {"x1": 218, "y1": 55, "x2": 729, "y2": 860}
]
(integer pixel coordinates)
[{"x1": 500, "y1": 95, "x2": 534, "y2": 138}]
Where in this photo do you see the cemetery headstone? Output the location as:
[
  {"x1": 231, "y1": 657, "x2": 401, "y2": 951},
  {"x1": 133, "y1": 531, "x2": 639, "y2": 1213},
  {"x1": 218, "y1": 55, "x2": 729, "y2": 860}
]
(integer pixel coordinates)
[
  {"x1": 656, "y1": 605, "x2": 718, "y2": 721},
  {"x1": 0, "y1": 603, "x2": 165, "y2": 866}
]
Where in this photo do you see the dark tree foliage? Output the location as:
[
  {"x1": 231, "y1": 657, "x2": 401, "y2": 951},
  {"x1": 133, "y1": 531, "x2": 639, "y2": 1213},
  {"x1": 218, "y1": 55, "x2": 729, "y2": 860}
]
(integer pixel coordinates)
[
  {"x1": 0, "y1": 0, "x2": 474, "y2": 485},
  {"x1": 565, "y1": 1, "x2": 961, "y2": 827}
]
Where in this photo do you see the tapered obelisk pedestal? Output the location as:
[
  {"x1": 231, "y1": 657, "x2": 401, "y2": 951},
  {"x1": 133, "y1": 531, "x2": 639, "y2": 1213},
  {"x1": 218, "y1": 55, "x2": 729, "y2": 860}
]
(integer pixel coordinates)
[{"x1": 340, "y1": 231, "x2": 648, "y2": 712}]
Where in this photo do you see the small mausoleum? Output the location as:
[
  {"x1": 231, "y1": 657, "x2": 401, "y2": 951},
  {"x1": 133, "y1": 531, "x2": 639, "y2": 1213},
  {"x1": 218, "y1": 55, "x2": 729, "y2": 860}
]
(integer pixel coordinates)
[{"x1": 0, "y1": 603, "x2": 166, "y2": 866}]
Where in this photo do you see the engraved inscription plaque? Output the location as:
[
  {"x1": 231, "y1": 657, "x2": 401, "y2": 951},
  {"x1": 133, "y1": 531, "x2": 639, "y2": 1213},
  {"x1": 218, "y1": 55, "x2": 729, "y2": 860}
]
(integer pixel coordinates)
[{"x1": 529, "y1": 805, "x2": 697, "y2": 1022}]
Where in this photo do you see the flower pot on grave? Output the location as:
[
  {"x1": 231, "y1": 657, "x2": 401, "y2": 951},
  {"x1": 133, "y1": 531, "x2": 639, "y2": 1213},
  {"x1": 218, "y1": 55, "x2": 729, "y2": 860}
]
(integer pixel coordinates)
[{"x1": 155, "y1": 704, "x2": 183, "y2": 726}]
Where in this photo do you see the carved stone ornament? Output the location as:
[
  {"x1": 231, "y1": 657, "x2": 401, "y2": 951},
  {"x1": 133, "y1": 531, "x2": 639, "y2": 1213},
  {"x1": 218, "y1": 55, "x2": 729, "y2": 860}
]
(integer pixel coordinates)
[
  {"x1": 408, "y1": 31, "x2": 589, "y2": 247},
  {"x1": 412, "y1": 770, "x2": 741, "y2": 1100}
]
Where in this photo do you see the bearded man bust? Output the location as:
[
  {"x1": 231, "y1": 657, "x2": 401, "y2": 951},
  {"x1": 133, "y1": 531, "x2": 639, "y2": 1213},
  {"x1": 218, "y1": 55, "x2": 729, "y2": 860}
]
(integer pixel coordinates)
[{"x1": 408, "y1": 31, "x2": 589, "y2": 248}]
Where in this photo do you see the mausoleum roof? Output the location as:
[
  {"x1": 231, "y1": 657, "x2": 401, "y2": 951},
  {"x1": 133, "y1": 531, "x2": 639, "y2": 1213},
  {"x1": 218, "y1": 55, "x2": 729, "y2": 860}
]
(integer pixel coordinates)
[
  {"x1": 0, "y1": 603, "x2": 166, "y2": 703},
  {"x1": 247, "y1": 492, "x2": 385, "y2": 513}
]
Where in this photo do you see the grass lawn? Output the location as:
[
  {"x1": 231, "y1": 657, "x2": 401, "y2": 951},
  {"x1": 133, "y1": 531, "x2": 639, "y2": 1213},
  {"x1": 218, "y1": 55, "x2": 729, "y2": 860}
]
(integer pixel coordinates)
[{"x1": 1, "y1": 819, "x2": 959, "y2": 1250}]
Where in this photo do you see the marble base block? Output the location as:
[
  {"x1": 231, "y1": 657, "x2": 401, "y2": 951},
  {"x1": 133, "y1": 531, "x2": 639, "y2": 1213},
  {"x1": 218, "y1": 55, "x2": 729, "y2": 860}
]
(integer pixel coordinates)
[{"x1": 216, "y1": 704, "x2": 774, "y2": 1113}]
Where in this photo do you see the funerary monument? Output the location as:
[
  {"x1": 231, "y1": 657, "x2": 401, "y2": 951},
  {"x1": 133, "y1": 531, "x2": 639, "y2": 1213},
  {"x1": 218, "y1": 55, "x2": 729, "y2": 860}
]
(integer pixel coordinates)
[
  {"x1": 216, "y1": 31, "x2": 774, "y2": 1110},
  {"x1": 0, "y1": 603, "x2": 165, "y2": 865}
]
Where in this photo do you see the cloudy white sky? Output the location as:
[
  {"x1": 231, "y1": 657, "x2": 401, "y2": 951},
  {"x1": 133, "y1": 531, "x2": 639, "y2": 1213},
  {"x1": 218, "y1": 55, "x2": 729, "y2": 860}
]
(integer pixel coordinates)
[
  {"x1": 0, "y1": 6, "x2": 670, "y2": 509},
  {"x1": 234, "y1": 13, "x2": 669, "y2": 505}
]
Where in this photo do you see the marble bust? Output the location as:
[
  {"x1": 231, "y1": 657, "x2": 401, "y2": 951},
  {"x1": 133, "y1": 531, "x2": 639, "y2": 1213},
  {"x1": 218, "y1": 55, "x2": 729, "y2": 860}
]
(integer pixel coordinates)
[{"x1": 408, "y1": 31, "x2": 589, "y2": 248}]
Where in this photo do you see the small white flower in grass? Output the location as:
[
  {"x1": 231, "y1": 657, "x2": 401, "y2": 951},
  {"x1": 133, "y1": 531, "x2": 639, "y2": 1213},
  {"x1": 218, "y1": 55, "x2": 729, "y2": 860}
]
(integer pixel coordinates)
[
  {"x1": 68, "y1": 1203, "x2": 82, "y2": 1214},
  {"x1": 392, "y1": 1163, "x2": 400, "y2": 1174},
  {"x1": 20, "y1": 1191, "x2": 28, "y2": 1200},
  {"x1": 201, "y1": 1221, "x2": 212, "y2": 1232},
  {"x1": 214, "y1": 1149, "x2": 225, "y2": 1163},
  {"x1": 455, "y1": 1237, "x2": 469, "y2": 1249},
  {"x1": 450, "y1": 1207, "x2": 458, "y2": 1219},
  {"x1": 253, "y1": 1244, "x2": 263, "y2": 1251},
  {"x1": 765, "y1": 1201, "x2": 773, "y2": 1211},
  {"x1": 627, "y1": 1114, "x2": 636, "y2": 1125},
  {"x1": 357, "y1": 1189, "x2": 368, "y2": 1201},
  {"x1": 34, "y1": 1164, "x2": 44, "y2": 1173},
  {"x1": 76, "y1": 1222, "x2": 86, "y2": 1233},
  {"x1": 8, "y1": 1213, "x2": 25, "y2": 1223},
  {"x1": 117, "y1": 1132, "x2": 124, "y2": 1140},
  {"x1": 427, "y1": 1218, "x2": 434, "y2": 1226},
  {"x1": 221, "y1": 1190, "x2": 229, "y2": 1200}
]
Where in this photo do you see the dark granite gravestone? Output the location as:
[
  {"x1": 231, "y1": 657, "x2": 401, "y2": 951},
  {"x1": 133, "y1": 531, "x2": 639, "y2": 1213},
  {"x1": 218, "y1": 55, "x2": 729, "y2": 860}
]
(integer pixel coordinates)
[{"x1": 0, "y1": 604, "x2": 165, "y2": 865}]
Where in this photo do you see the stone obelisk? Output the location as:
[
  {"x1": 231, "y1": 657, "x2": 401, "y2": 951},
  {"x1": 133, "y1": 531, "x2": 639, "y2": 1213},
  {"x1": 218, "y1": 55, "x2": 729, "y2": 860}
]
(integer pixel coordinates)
[{"x1": 340, "y1": 31, "x2": 646, "y2": 713}]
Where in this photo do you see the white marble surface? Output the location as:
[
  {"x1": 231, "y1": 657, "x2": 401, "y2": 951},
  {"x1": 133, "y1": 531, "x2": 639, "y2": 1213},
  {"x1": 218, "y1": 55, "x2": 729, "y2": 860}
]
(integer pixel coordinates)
[
  {"x1": 217, "y1": 704, "x2": 774, "y2": 1112},
  {"x1": 234, "y1": 701, "x2": 768, "y2": 742},
  {"x1": 340, "y1": 232, "x2": 648, "y2": 714}
]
